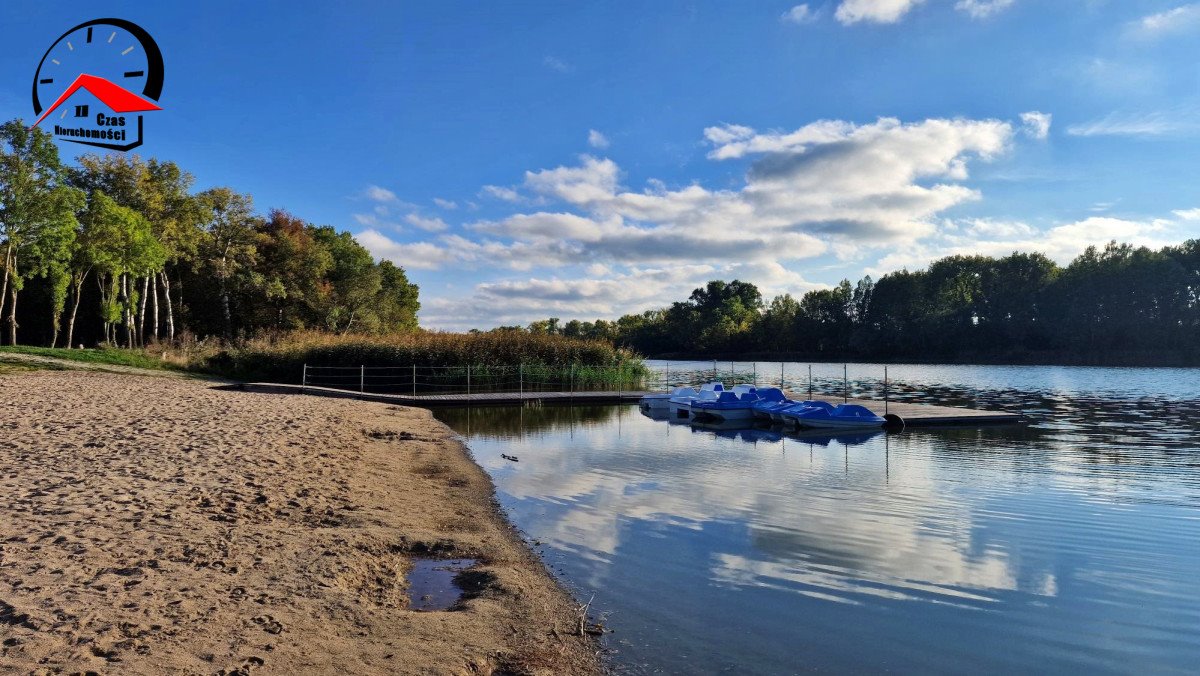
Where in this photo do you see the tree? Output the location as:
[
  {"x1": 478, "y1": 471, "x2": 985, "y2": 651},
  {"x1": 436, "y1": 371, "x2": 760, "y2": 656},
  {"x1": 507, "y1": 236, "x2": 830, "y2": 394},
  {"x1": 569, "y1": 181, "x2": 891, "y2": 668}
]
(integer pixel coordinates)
[
  {"x1": 78, "y1": 192, "x2": 164, "y2": 346},
  {"x1": 374, "y1": 260, "x2": 420, "y2": 332},
  {"x1": 679, "y1": 280, "x2": 763, "y2": 352},
  {"x1": 253, "y1": 209, "x2": 332, "y2": 331},
  {"x1": 755, "y1": 294, "x2": 800, "y2": 352},
  {"x1": 310, "y1": 225, "x2": 381, "y2": 333},
  {"x1": 71, "y1": 154, "x2": 207, "y2": 342},
  {"x1": 197, "y1": 188, "x2": 259, "y2": 340},
  {"x1": 0, "y1": 121, "x2": 84, "y2": 345}
]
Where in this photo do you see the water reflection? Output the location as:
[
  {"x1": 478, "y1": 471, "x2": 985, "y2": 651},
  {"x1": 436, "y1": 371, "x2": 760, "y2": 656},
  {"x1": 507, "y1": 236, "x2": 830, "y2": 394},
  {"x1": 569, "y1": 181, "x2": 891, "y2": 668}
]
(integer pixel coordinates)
[{"x1": 436, "y1": 365, "x2": 1200, "y2": 674}]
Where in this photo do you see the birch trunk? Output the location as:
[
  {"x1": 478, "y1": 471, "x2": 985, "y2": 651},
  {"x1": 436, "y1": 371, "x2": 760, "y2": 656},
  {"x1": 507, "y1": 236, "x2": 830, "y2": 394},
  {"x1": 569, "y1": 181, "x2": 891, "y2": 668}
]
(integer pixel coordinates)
[
  {"x1": 0, "y1": 242, "x2": 11, "y2": 329},
  {"x1": 65, "y1": 271, "x2": 87, "y2": 349},
  {"x1": 161, "y1": 270, "x2": 175, "y2": 342},
  {"x1": 6, "y1": 253, "x2": 17, "y2": 346},
  {"x1": 151, "y1": 273, "x2": 159, "y2": 341},
  {"x1": 137, "y1": 275, "x2": 149, "y2": 346},
  {"x1": 122, "y1": 274, "x2": 132, "y2": 348}
]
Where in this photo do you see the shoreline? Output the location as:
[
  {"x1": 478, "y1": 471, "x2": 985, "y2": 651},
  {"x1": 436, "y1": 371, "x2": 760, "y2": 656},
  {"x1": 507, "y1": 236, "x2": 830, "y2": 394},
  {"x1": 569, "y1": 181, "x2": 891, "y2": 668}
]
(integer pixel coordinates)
[
  {"x1": 0, "y1": 370, "x2": 599, "y2": 674},
  {"x1": 647, "y1": 352, "x2": 1200, "y2": 368}
]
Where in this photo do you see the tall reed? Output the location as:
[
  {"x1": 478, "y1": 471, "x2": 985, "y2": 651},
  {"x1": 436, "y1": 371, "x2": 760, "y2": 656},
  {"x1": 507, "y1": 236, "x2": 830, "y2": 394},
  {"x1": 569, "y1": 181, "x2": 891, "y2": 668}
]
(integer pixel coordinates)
[{"x1": 199, "y1": 330, "x2": 646, "y2": 389}]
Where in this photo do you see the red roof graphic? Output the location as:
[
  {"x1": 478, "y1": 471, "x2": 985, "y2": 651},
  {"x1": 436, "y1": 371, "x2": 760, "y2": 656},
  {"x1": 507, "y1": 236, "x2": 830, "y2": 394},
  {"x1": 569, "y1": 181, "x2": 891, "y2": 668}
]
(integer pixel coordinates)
[{"x1": 32, "y1": 73, "x2": 161, "y2": 128}]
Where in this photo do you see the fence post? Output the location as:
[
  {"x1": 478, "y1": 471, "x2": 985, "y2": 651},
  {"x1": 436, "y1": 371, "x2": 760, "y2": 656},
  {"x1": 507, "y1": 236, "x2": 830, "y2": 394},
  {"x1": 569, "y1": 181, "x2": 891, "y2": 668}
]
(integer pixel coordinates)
[
  {"x1": 712, "y1": 359, "x2": 717, "y2": 382},
  {"x1": 753, "y1": 362, "x2": 757, "y2": 387},
  {"x1": 664, "y1": 362, "x2": 669, "y2": 389},
  {"x1": 302, "y1": 363, "x2": 307, "y2": 387},
  {"x1": 780, "y1": 362, "x2": 785, "y2": 391},
  {"x1": 884, "y1": 365, "x2": 889, "y2": 415},
  {"x1": 360, "y1": 365, "x2": 364, "y2": 395},
  {"x1": 519, "y1": 364, "x2": 523, "y2": 397},
  {"x1": 467, "y1": 365, "x2": 471, "y2": 401},
  {"x1": 808, "y1": 364, "x2": 813, "y2": 399},
  {"x1": 412, "y1": 364, "x2": 416, "y2": 396},
  {"x1": 844, "y1": 363, "x2": 848, "y2": 403}
]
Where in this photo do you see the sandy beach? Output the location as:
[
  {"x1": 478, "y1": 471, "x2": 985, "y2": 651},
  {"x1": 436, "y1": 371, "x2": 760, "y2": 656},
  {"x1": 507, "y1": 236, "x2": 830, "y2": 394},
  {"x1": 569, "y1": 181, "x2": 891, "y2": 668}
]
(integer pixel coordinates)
[{"x1": 0, "y1": 369, "x2": 599, "y2": 675}]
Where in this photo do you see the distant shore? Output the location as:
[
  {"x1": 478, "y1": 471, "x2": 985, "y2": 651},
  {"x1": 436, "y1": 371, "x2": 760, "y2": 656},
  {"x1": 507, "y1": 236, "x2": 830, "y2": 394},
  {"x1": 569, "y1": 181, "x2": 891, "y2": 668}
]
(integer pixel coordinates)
[{"x1": 0, "y1": 370, "x2": 598, "y2": 674}]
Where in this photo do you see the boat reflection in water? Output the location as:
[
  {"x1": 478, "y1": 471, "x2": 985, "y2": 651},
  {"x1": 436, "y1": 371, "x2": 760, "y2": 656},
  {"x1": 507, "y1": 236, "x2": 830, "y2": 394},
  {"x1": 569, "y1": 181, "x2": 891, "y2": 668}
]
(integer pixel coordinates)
[{"x1": 644, "y1": 406, "x2": 885, "y2": 446}]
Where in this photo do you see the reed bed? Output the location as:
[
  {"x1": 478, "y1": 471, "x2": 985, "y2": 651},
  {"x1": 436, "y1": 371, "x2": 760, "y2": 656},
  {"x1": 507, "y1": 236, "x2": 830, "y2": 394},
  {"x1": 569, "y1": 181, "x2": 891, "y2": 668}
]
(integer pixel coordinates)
[{"x1": 199, "y1": 331, "x2": 647, "y2": 390}]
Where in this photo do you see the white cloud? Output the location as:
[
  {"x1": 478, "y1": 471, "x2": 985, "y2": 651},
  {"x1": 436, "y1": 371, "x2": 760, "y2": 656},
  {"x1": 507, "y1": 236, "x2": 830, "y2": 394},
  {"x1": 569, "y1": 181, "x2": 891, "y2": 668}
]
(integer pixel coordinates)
[
  {"x1": 471, "y1": 212, "x2": 613, "y2": 242},
  {"x1": 1129, "y1": 4, "x2": 1200, "y2": 39},
  {"x1": 524, "y1": 155, "x2": 620, "y2": 207},
  {"x1": 958, "y1": 217, "x2": 1037, "y2": 239},
  {"x1": 352, "y1": 210, "x2": 405, "y2": 232},
  {"x1": 404, "y1": 213, "x2": 450, "y2": 232},
  {"x1": 433, "y1": 197, "x2": 458, "y2": 210},
  {"x1": 356, "y1": 230, "x2": 460, "y2": 270},
  {"x1": 1066, "y1": 111, "x2": 1191, "y2": 137},
  {"x1": 1172, "y1": 208, "x2": 1200, "y2": 221},
  {"x1": 419, "y1": 262, "x2": 824, "y2": 331},
  {"x1": 467, "y1": 422, "x2": 1065, "y2": 605},
  {"x1": 705, "y1": 117, "x2": 1012, "y2": 242},
  {"x1": 781, "y1": 4, "x2": 818, "y2": 24},
  {"x1": 1019, "y1": 111, "x2": 1051, "y2": 139},
  {"x1": 363, "y1": 184, "x2": 397, "y2": 203},
  {"x1": 866, "y1": 213, "x2": 1182, "y2": 277},
  {"x1": 835, "y1": 0, "x2": 925, "y2": 25},
  {"x1": 376, "y1": 114, "x2": 1030, "y2": 328},
  {"x1": 587, "y1": 129, "x2": 610, "y2": 149},
  {"x1": 543, "y1": 55, "x2": 572, "y2": 73},
  {"x1": 480, "y1": 184, "x2": 523, "y2": 202},
  {"x1": 954, "y1": 0, "x2": 1014, "y2": 20}
]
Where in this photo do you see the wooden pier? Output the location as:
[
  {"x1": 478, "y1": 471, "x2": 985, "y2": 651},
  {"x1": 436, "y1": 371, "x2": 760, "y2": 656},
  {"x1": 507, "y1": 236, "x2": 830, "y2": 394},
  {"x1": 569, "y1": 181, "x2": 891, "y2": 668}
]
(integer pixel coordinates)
[
  {"x1": 238, "y1": 383, "x2": 1021, "y2": 428},
  {"x1": 836, "y1": 398, "x2": 1020, "y2": 427}
]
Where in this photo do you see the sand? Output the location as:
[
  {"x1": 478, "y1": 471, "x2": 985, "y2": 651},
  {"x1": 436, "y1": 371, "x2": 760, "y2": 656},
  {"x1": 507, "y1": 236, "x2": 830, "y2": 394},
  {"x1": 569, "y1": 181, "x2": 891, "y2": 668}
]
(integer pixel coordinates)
[{"x1": 0, "y1": 369, "x2": 599, "y2": 675}]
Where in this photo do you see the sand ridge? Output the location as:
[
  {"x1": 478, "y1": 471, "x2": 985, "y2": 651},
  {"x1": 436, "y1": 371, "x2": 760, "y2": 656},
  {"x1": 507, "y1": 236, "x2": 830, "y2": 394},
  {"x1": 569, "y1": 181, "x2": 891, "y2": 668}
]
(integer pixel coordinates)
[{"x1": 0, "y1": 370, "x2": 599, "y2": 675}]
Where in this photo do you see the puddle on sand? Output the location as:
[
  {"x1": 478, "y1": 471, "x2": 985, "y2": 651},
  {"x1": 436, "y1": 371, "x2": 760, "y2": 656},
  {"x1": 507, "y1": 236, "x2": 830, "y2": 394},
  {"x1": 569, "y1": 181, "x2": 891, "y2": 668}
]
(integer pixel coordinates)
[{"x1": 407, "y1": 558, "x2": 477, "y2": 611}]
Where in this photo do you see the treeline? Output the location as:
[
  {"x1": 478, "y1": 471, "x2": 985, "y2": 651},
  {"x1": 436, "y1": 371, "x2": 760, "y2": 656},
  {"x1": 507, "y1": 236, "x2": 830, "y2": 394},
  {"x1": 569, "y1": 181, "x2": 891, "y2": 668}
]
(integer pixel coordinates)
[
  {"x1": 0, "y1": 120, "x2": 419, "y2": 348},
  {"x1": 514, "y1": 241, "x2": 1200, "y2": 365}
]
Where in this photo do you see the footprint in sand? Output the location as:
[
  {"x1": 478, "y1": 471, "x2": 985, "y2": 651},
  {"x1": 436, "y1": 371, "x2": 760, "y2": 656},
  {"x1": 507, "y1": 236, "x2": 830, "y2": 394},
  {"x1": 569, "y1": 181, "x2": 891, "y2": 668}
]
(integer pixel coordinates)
[
  {"x1": 217, "y1": 655, "x2": 265, "y2": 676},
  {"x1": 252, "y1": 615, "x2": 283, "y2": 634}
]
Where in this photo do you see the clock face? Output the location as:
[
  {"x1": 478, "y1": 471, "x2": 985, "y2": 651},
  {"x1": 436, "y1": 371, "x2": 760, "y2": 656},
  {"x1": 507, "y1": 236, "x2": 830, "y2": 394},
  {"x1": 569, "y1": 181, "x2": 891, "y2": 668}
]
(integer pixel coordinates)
[{"x1": 32, "y1": 18, "x2": 163, "y2": 116}]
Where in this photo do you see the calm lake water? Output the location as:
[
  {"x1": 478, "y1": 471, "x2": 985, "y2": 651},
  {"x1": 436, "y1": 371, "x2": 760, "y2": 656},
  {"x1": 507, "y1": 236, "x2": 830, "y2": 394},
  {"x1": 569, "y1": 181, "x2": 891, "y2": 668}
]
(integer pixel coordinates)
[{"x1": 434, "y1": 363, "x2": 1200, "y2": 674}]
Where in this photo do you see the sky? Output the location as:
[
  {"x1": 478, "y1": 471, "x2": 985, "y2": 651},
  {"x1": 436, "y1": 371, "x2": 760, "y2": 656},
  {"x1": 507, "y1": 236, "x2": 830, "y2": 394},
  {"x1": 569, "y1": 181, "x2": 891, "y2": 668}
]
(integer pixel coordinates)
[{"x1": 2, "y1": 1, "x2": 1200, "y2": 330}]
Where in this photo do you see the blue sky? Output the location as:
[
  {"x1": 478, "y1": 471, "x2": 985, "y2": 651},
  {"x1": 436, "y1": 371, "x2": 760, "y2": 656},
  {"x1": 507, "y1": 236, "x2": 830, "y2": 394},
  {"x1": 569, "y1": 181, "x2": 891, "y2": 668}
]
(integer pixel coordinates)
[{"x1": 2, "y1": 1, "x2": 1200, "y2": 330}]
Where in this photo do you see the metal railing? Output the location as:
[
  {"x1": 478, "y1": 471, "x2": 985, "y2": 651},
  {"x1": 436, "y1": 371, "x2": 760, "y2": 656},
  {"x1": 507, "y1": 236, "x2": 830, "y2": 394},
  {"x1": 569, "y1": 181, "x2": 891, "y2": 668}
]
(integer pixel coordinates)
[
  {"x1": 299, "y1": 361, "x2": 902, "y2": 412},
  {"x1": 301, "y1": 363, "x2": 645, "y2": 397}
]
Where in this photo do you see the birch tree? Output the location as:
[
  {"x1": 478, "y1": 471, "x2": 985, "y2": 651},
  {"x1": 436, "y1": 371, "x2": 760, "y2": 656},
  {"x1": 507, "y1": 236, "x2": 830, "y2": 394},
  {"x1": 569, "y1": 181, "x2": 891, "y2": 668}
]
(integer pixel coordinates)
[
  {"x1": 71, "y1": 154, "x2": 205, "y2": 342},
  {"x1": 0, "y1": 121, "x2": 84, "y2": 345}
]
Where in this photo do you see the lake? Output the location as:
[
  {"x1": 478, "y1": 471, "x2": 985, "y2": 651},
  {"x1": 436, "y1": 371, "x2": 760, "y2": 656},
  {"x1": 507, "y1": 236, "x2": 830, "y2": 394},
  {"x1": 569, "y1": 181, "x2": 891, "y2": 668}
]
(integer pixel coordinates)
[{"x1": 434, "y1": 362, "x2": 1200, "y2": 674}]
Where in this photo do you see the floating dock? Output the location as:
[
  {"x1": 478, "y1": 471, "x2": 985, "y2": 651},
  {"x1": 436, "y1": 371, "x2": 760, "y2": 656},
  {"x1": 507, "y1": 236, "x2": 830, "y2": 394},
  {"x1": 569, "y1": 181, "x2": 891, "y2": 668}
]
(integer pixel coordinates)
[{"x1": 238, "y1": 383, "x2": 1021, "y2": 428}]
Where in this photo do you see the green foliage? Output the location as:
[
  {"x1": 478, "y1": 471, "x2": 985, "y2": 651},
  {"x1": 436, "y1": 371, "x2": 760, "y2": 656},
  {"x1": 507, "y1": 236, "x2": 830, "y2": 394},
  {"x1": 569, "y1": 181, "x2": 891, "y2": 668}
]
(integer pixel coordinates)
[
  {"x1": 71, "y1": 154, "x2": 207, "y2": 264},
  {"x1": 201, "y1": 330, "x2": 642, "y2": 383},
  {"x1": 0, "y1": 117, "x2": 422, "y2": 348},
  {"x1": 525, "y1": 242, "x2": 1200, "y2": 365},
  {"x1": 309, "y1": 225, "x2": 382, "y2": 333},
  {"x1": 0, "y1": 120, "x2": 85, "y2": 344}
]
